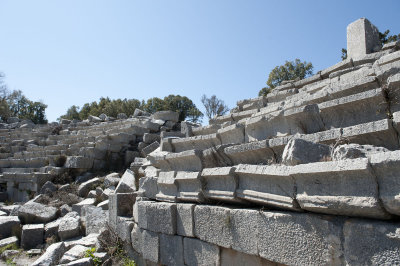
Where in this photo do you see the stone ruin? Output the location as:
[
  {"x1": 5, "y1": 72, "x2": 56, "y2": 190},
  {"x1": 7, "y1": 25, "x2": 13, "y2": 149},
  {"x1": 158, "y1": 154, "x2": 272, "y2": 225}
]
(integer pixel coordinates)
[{"x1": 0, "y1": 18, "x2": 400, "y2": 265}]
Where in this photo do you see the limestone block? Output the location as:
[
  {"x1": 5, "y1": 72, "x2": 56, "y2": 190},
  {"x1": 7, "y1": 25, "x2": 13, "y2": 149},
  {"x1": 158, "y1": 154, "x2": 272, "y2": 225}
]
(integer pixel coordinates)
[
  {"x1": 192, "y1": 124, "x2": 221, "y2": 136},
  {"x1": 388, "y1": 73, "x2": 400, "y2": 113},
  {"x1": 194, "y1": 205, "x2": 233, "y2": 248},
  {"x1": 217, "y1": 124, "x2": 245, "y2": 145},
  {"x1": 138, "y1": 201, "x2": 177, "y2": 235},
  {"x1": 370, "y1": 151, "x2": 400, "y2": 215},
  {"x1": 44, "y1": 218, "x2": 61, "y2": 240},
  {"x1": 21, "y1": 224, "x2": 44, "y2": 249},
  {"x1": 375, "y1": 50, "x2": 400, "y2": 66},
  {"x1": 141, "y1": 229, "x2": 159, "y2": 263},
  {"x1": 343, "y1": 219, "x2": 400, "y2": 265},
  {"x1": 220, "y1": 248, "x2": 274, "y2": 266},
  {"x1": 319, "y1": 88, "x2": 387, "y2": 129},
  {"x1": 0, "y1": 236, "x2": 18, "y2": 248},
  {"x1": 231, "y1": 109, "x2": 258, "y2": 122},
  {"x1": 0, "y1": 216, "x2": 20, "y2": 239},
  {"x1": 229, "y1": 209, "x2": 260, "y2": 255},
  {"x1": 139, "y1": 176, "x2": 158, "y2": 200},
  {"x1": 175, "y1": 171, "x2": 204, "y2": 202},
  {"x1": 65, "y1": 156, "x2": 93, "y2": 169},
  {"x1": 31, "y1": 242, "x2": 66, "y2": 266},
  {"x1": 183, "y1": 237, "x2": 220, "y2": 266},
  {"x1": 65, "y1": 257, "x2": 93, "y2": 265},
  {"x1": 347, "y1": 18, "x2": 381, "y2": 59},
  {"x1": 82, "y1": 206, "x2": 107, "y2": 235},
  {"x1": 153, "y1": 111, "x2": 179, "y2": 122},
  {"x1": 258, "y1": 211, "x2": 344, "y2": 265},
  {"x1": 332, "y1": 143, "x2": 388, "y2": 160},
  {"x1": 143, "y1": 133, "x2": 161, "y2": 144},
  {"x1": 171, "y1": 134, "x2": 221, "y2": 153},
  {"x1": 202, "y1": 167, "x2": 240, "y2": 203},
  {"x1": 282, "y1": 138, "x2": 331, "y2": 166},
  {"x1": 292, "y1": 158, "x2": 389, "y2": 219},
  {"x1": 108, "y1": 193, "x2": 137, "y2": 230},
  {"x1": 160, "y1": 234, "x2": 184, "y2": 266},
  {"x1": 235, "y1": 164, "x2": 298, "y2": 210},
  {"x1": 321, "y1": 58, "x2": 353, "y2": 78},
  {"x1": 115, "y1": 169, "x2": 136, "y2": 193},
  {"x1": 58, "y1": 211, "x2": 81, "y2": 240},
  {"x1": 18, "y1": 202, "x2": 57, "y2": 224},
  {"x1": 141, "y1": 141, "x2": 160, "y2": 156},
  {"x1": 77, "y1": 177, "x2": 101, "y2": 197},
  {"x1": 224, "y1": 140, "x2": 275, "y2": 165},
  {"x1": 156, "y1": 171, "x2": 178, "y2": 202},
  {"x1": 72, "y1": 198, "x2": 96, "y2": 216},
  {"x1": 176, "y1": 203, "x2": 195, "y2": 237},
  {"x1": 59, "y1": 244, "x2": 90, "y2": 264},
  {"x1": 116, "y1": 217, "x2": 134, "y2": 243},
  {"x1": 201, "y1": 145, "x2": 233, "y2": 168},
  {"x1": 165, "y1": 150, "x2": 203, "y2": 172}
]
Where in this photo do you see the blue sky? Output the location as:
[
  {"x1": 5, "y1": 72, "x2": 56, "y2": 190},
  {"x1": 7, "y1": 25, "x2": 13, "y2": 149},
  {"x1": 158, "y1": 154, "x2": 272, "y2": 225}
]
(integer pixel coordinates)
[{"x1": 1, "y1": 0, "x2": 399, "y2": 122}]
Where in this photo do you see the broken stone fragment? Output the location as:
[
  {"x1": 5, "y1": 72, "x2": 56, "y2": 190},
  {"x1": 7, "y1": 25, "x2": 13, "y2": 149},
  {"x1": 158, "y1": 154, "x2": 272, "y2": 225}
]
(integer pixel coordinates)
[{"x1": 282, "y1": 138, "x2": 331, "y2": 165}]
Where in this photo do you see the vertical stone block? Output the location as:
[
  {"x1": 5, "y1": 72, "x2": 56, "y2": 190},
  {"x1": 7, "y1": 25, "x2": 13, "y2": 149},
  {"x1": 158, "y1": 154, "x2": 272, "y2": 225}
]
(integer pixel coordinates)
[
  {"x1": 347, "y1": 18, "x2": 381, "y2": 59},
  {"x1": 183, "y1": 237, "x2": 220, "y2": 266},
  {"x1": 156, "y1": 171, "x2": 178, "y2": 202},
  {"x1": 175, "y1": 171, "x2": 204, "y2": 202},
  {"x1": 160, "y1": 234, "x2": 184, "y2": 266},
  {"x1": 176, "y1": 203, "x2": 195, "y2": 237},
  {"x1": 138, "y1": 201, "x2": 177, "y2": 235}
]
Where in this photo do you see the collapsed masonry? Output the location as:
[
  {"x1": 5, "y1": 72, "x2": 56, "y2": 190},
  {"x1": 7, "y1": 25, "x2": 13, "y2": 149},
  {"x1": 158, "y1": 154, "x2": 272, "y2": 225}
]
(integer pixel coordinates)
[
  {"x1": 0, "y1": 17, "x2": 400, "y2": 265},
  {"x1": 113, "y1": 18, "x2": 400, "y2": 265}
]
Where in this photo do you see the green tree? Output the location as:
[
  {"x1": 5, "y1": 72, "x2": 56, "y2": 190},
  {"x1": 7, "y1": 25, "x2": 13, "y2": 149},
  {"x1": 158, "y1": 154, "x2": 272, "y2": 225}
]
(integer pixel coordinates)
[
  {"x1": 201, "y1": 94, "x2": 229, "y2": 121},
  {"x1": 259, "y1": 59, "x2": 313, "y2": 96},
  {"x1": 60, "y1": 105, "x2": 80, "y2": 120},
  {"x1": 163, "y1": 94, "x2": 203, "y2": 122},
  {"x1": 0, "y1": 73, "x2": 10, "y2": 120}
]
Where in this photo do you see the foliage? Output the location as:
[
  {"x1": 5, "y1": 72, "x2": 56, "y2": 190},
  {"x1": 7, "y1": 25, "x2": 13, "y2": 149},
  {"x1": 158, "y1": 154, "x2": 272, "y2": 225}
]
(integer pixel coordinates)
[
  {"x1": 341, "y1": 29, "x2": 400, "y2": 61},
  {"x1": 84, "y1": 247, "x2": 102, "y2": 266},
  {"x1": 123, "y1": 257, "x2": 137, "y2": 266},
  {"x1": 259, "y1": 59, "x2": 313, "y2": 96},
  {"x1": 0, "y1": 243, "x2": 18, "y2": 254},
  {"x1": 61, "y1": 94, "x2": 203, "y2": 123},
  {"x1": 201, "y1": 94, "x2": 229, "y2": 120}
]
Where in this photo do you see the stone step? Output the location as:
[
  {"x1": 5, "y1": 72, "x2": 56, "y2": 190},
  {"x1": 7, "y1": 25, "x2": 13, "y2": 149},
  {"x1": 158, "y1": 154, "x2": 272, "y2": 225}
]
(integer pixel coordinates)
[
  {"x1": 0, "y1": 157, "x2": 49, "y2": 168},
  {"x1": 1, "y1": 167, "x2": 45, "y2": 173}
]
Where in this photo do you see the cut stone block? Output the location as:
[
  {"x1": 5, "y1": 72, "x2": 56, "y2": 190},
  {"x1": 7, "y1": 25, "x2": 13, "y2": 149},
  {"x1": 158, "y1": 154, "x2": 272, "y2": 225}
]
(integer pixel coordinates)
[
  {"x1": 115, "y1": 169, "x2": 137, "y2": 193},
  {"x1": 258, "y1": 211, "x2": 344, "y2": 265},
  {"x1": 141, "y1": 228, "x2": 159, "y2": 263},
  {"x1": 32, "y1": 242, "x2": 66, "y2": 266},
  {"x1": 176, "y1": 203, "x2": 195, "y2": 237},
  {"x1": 343, "y1": 219, "x2": 400, "y2": 265},
  {"x1": 332, "y1": 143, "x2": 389, "y2": 160},
  {"x1": 82, "y1": 206, "x2": 107, "y2": 235},
  {"x1": 59, "y1": 244, "x2": 90, "y2": 264},
  {"x1": 108, "y1": 192, "x2": 137, "y2": 230},
  {"x1": 77, "y1": 177, "x2": 101, "y2": 197},
  {"x1": 282, "y1": 138, "x2": 331, "y2": 166},
  {"x1": 18, "y1": 202, "x2": 57, "y2": 224},
  {"x1": 220, "y1": 247, "x2": 274, "y2": 266},
  {"x1": 139, "y1": 176, "x2": 158, "y2": 200},
  {"x1": 201, "y1": 144, "x2": 233, "y2": 168},
  {"x1": 0, "y1": 216, "x2": 20, "y2": 239},
  {"x1": 156, "y1": 171, "x2": 178, "y2": 202},
  {"x1": 194, "y1": 205, "x2": 233, "y2": 248},
  {"x1": 183, "y1": 237, "x2": 220, "y2": 266},
  {"x1": 230, "y1": 209, "x2": 260, "y2": 255},
  {"x1": 217, "y1": 124, "x2": 245, "y2": 145},
  {"x1": 143, "y1": 133, "x2": 161, "y2": 144},
  {"x1": 0, "y1": 236, "x2": 18, "y2": 249},
  {"x1": 160, "y1": 234, "x2": 184, "y2": 266},
  {"x1": 65, "y1": 156, "x2": 93, "y2": 169},
  {"x1": 192, "y1": 124, "x2": 221, "y2": 136},
  {"x1": 235, "y1": 164, "x2": 299, "y2": 211},
  {"x1": 291, "y1": 158, "x2": 389, "y2": 219},
  {"x1": 72, "y1": 198, "x2": 96, "y2": 216},
  {"x1": 141, "y1": 141, "x2": 160, "y2": 156},
  {"x1": 201, "y1": 167, "x2": 240, "y2": 203},
  {"x1": 347, "y1": 18, "x2": 381, "y2": 59},
  {"x1": 138, "y1": 201, "x2": 177, "y2": 235},
  {"x1": 175, "y1": 171, "x2": 204, "y2": 202},
  {"x1": 224, "y1": 140, "x2": 276, "y2": 165},
  {"x1": 44, "y1": 218, "x2": 61, "y2": 240},
  {"x1": 165, "y1": 150, "x2": 203, "y2": 172},
  {"x1": 153, "y1": 110, "x2": 179, "y2": 122},
  {"x1": 370, "y1": 151, "x2": 400, "y2": 216},
  {"x1": 171, "y1": 134, "x2": 221, "y2": 153},
  {"x1": 21, "y1": 224, "x2": 44, "y2": 250},
  {"x1": 58, "y1": 211, "x2": 81, "y2": 240}
]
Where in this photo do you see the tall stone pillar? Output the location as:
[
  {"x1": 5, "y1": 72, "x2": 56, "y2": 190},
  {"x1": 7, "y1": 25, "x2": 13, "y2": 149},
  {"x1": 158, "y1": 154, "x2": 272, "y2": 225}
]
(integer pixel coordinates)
[{"x1": 347, "y1": 18, "x2": 381, "y2": 59}]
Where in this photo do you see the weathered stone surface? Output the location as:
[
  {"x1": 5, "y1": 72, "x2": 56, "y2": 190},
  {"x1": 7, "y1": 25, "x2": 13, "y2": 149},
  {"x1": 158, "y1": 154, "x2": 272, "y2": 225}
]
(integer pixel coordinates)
[
  {"x1": 194, "y1": 205, "x2": 233, "y2": 248},
  {"x1": 347, "y1": 18, "x2": 381, "y2": 59},
  {"x1": 152, "y1": 110, "x2": 179, "y2": 122},
  {"x1": 44, "y1": 218, "x2": 61, "y2": 240},
  {"x1": 282, "y1": 138, "x2": 331, "y2": 166},
  {"x1": 103, "y1": 173, "x2": 120, "y2": 188},
  {"x1": 171, "y1": 134, "x2": 221, "y2": 153},
  {"x1": 0, "y1": 216, "x2": 20, "y2": 239},
  {"x1": 115, "y1": 169, "x2": 136, "y2": 193},
  {"x1": 140, "y1": 229, "x2": 159, "y2": 263},
  {"x1": 201, "y1": 167, "x2": 239, "y2": 203},
  {"x1": 138, "y1": 201, "x2": 177, "y2": 235},
  {"x1": 235, "y1": 164, "x2": 298, "y2": 210},
  {"x1": 64, "y1": 233, "x2": 99, "y2": 249},
  {"x1": 60, "y1": 204, "x2": 72, "y2": 217},
  {"x1": 39, "y1": 181, "x2": 57, "y2": 195},
  {"x1": 165, "y1": 150, "x2": 203, "y2": 172},
  {"x1": 142, "y1": 141, "x2": 160, "y2": 156},
  {"x1": 139, "y1": 176, "x2": 158, "y2": 199},
  {"x1": 343, "y1": 219, "x2": 400, "y2": 265},
  {"x1": 333, "y1": 143, "x2": 389, "y2": 160},
  {"x1": 176, "y1": 203, "x2": 195, "y2": 237},
  {"x1": 258, "y1": 211, "x2": 343, "y2": 265},
  {"x1": 370, "y1": 151, "x2": 400, "y2": 216},
  {"x1": 18, "y1": 202, "x2": 57, "y2": 224},
  {"x1": 59, "y1": 244, "x2": 90, "y2": 264},
  {"x1": 108, "y1": 193, "x2": 137, "y2": 229},
  {"x1": 82, "y1": 206, "x2": 107, "y2": 235},
  {"x1": 0, "y1": 236, "x2": 18, "y2": 248},
  {"x1": 72, "y1": 198, "x2": 96, "y2": 215},
  {"x1": 220, "y1": 248, "x2": 274, "y2": 266},
  {"x1": 217, "y1": 123, "x2": 245, "y2": 145},
  {"x1": 77, "y1": 177, "x2": 100, "y2": 197},
  {"x1": 32, "y1": 242, "x2": 66, "y2": 266},
  {"x1": 175, "y1": 171, "x2": 204, "y2": 202},
  {"x1": 201, "y1": 144, "x2": 233, "y2": 168},
  {"x1": 65, "y1": 156, "x2": 93, "y2": 169},
  {"x1": 229, "y1": 209, "x2": 261, "y2": 255},
  {"x1": 156, "y1": 171, "x2": 178, "y2": 202},
  {"x1": 160, "y1": 234, "x2": 184, "y2": 266},
  {"x1": 58, "y1": 211, "x2": 81, "y2": 240},
  {"x1": 65, "y1": 257, "x2": 93, "y2": 266},
  {"x1": 224, "y1": 140, "x2": 275, "y2": 165},
  {"x1": 183, "y1": 237, "x2": 219, "y2": 266},
  {"x1": 21, "y1": 224, "x2": 44, "y2": 250},
  {"x1": 292, "y1": 159, "x2": 389, "y2": 219}
]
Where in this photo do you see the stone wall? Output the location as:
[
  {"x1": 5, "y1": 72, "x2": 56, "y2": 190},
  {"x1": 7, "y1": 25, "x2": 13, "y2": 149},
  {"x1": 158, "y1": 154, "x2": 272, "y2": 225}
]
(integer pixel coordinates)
[{"x1": 109, "y1": 19, "x2": 400, "y2": 265}]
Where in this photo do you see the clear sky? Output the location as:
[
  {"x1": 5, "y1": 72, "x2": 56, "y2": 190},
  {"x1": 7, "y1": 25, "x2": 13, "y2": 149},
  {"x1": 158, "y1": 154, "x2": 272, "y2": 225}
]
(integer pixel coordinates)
[{"x1": 1, "y1": 0, "x2": 399, "y2": 122}]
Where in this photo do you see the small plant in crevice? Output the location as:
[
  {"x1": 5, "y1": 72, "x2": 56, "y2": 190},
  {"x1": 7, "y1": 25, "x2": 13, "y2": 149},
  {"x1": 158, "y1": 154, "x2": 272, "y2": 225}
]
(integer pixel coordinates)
[{"x1": 84, "y1": 247, "x2": 102, "y2": 266}]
